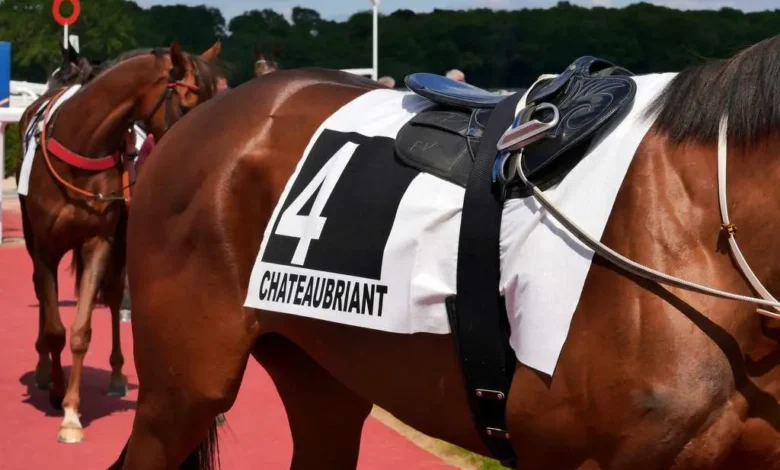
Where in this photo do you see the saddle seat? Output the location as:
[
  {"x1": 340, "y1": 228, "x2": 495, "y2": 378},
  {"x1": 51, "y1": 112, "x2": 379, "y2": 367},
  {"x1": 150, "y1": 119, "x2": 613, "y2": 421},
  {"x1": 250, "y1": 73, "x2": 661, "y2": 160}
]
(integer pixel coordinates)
[
  {"x1": 396, "y1": 56, "x2": 637, "y2": 192},
  {"x1": 405, "y1": 73, "x2": 508, "y2": 110}
]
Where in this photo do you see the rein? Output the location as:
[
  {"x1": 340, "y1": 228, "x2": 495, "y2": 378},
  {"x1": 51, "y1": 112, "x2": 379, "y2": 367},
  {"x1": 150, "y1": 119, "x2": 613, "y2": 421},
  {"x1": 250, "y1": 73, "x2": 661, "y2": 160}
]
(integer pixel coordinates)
[
  {"x1": 41, "y1": 75, "x2": 199, "y2": 203},
  {"x1": 505, "y1": 104, "x2": 780, "y2": 319}
]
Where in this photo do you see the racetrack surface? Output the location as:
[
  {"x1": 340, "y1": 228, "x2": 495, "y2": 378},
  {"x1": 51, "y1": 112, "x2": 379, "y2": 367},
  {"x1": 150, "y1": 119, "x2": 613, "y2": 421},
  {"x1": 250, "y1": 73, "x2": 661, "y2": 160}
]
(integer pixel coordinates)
[{"x1": 0, "y1": 205, "x2": 455, "y2": 470}]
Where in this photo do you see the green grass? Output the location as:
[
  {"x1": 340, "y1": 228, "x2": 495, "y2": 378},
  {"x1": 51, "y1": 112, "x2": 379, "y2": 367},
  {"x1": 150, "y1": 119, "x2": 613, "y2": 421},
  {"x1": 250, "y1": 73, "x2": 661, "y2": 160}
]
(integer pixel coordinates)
[
  {"x1": 4, "y1": 123, "x2": 19, "y2": 178},
  {"x1": 370, "y1": 407, "x2": 507, "y2": 469}
]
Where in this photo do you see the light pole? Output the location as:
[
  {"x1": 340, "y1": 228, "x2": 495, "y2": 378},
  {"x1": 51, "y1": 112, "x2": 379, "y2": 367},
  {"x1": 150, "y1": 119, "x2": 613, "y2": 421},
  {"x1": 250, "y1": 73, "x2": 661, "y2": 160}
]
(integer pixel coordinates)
[{"x1": 371, "y1": 0, "x2": 380, "y2": 81}]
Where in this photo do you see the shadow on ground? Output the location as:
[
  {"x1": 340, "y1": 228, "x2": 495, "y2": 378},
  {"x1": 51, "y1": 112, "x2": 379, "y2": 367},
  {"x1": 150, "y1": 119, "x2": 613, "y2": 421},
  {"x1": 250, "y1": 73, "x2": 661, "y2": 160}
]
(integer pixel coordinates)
[{"x1": 19, "y1": 366, "x2": 138, "y2": 427}]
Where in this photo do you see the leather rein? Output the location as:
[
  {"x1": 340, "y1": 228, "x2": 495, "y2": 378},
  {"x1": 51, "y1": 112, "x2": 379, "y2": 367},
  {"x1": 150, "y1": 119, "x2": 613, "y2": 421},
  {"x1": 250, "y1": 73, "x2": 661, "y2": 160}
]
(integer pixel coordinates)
[{"x1": 41, "y1": 72, "x2": 199, "y2": 203}]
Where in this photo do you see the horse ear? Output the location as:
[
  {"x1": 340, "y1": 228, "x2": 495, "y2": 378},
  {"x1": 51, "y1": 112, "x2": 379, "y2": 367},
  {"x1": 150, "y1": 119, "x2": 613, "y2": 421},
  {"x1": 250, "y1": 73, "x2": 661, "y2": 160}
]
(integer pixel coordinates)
[
  {"x1": 67, "y1": 43, "x2": 79, "y2": 63},
  {"x1": 201, "y1": 39, "x2": 221, "y2": 60},
  {"x1": 169, "y1": 40, "x2": 187, "y2": 79}
]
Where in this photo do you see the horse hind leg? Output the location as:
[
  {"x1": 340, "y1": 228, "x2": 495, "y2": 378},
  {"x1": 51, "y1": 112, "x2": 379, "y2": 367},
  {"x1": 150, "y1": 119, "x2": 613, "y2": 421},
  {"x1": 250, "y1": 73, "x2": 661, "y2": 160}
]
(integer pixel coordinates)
[
  {"x1": 32, "y1": 250, "x2": 64, "y2": 401},
  {"x1": 58, "y1": 237, "x2": 113, "y2": 444},
  {"x1": 253, "y1": 334, "x2": 373, "y2": 470}
]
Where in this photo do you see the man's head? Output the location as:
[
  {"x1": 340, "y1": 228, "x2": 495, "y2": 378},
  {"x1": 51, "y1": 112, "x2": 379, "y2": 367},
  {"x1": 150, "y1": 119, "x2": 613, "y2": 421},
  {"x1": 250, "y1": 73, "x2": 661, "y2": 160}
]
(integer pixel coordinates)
[
  {"x1": 217, "y1": 77, "x2": 229, "y2": 92},
  {"x1": 446, "y1": 69, "x2": 466, "y2": 82},
  {"x1": 378, "y1": 76, "x2": 396, "y2": 88}
]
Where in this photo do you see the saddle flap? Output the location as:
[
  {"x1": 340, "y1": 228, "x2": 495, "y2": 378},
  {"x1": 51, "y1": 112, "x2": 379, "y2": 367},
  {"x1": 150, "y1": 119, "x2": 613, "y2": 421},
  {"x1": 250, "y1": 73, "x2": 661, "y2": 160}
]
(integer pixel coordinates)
[
  {"x1": 405, "y1": 73, "x2": 507, "y2": 110},
  {"x1": 395, "y1": 109, "x2": 492, "y2": 187},
  {"x1": 521, "y1": 75, "x2": 637, "y2": 186}
]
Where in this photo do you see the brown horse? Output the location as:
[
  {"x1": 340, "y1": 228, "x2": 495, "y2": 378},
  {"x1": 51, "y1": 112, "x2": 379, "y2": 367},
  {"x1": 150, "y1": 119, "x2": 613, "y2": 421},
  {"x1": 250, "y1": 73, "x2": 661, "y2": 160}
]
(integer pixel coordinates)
[
  {"x1": 16, "y1": 40, "x2": 222, "y2": 444},
  {"x1": 254, "y1": 44, "x2": 280, "y2": 77},
  {"x1": 114, "y1": 35, "x2": 780, "y2": 469}
]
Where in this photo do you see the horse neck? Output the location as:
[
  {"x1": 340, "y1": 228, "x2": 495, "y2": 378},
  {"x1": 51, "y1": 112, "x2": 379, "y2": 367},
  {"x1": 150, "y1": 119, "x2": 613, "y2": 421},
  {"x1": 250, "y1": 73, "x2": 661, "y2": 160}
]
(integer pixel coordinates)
[
  {"x1": 634, "y1": 131, "x2": 780, "y2": 315},
  {"x1": 721, "y1": 138, "x2": 780, "y2": 296},
  {"x1": 53, "y1": 56, "x2": 162, "y2": 157}
]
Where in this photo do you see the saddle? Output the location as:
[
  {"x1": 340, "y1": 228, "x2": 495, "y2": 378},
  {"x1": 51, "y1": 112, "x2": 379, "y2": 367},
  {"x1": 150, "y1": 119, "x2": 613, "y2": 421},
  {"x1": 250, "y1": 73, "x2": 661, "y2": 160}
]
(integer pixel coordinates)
[
  {"x1": 404, "y1": 73, "x2": 508, "y2": 109},
  {"x1": 395, "y1": 56, "x2": 637, "y2": 469},
  {"x1": 396, "y1": 56, "x2": 636, "y2": 192}
]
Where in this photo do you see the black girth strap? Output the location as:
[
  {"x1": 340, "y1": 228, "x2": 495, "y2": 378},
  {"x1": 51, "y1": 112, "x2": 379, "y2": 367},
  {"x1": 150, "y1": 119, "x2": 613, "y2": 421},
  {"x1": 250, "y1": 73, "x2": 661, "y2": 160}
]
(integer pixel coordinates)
[{"x1": 447, "y1": 91, "x2": 525, "y2": 468}]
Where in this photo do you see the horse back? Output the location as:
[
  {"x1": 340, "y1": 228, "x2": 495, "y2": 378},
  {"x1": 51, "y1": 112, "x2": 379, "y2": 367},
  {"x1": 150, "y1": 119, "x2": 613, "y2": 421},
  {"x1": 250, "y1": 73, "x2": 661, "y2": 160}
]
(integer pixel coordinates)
[{"x1": 127, "y1": 69, "x2": 381, "y2": 277}]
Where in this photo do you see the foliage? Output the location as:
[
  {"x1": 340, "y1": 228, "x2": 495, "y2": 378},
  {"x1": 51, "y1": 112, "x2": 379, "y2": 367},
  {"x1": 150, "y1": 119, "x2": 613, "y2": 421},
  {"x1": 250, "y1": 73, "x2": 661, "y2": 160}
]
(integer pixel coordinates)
[
  {"x1": 4, "y1": 123, "x2": 18, "y2": 178},
  {"x1": 1, "y1": 0, "x2": 780, "y2": 88}
]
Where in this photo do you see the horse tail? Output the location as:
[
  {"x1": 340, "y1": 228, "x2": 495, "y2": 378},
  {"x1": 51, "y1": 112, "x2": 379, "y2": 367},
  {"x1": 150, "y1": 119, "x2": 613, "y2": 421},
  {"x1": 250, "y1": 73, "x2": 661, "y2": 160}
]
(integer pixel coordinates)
[
  {"x1": 105, "y1": 419, "x2": 221, "y2": 470},
  {"x1": 180, "y1": 420, "x2": 221, "y2": 470}
]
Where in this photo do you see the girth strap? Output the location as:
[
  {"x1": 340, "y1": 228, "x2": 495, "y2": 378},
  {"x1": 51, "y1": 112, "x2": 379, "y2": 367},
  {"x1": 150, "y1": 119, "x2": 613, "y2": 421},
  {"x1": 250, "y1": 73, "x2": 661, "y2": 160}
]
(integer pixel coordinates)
[{"x1": 447, "y1": 91, "x2": 525, "y2": 468}]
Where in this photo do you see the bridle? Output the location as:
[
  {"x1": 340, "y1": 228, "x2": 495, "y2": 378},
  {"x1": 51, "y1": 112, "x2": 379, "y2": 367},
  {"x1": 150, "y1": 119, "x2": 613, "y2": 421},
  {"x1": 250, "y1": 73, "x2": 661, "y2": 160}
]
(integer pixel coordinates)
[
  {"x1": 40, "y1": 66, "x2": 201, "y2": 202},
  {"x1": 145, "y1": 67, "x2": 201, "y2": 133},
  {"x1": 499, "y1": 82, "x2": 780, "y2": 318}
]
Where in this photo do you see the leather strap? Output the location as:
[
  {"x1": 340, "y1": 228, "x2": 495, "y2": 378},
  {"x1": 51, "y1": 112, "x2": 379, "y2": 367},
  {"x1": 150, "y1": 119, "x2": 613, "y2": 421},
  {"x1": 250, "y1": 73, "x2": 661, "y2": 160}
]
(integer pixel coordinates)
[
  {"x1": 47, "y1": 138, "x2": 121, "y2": 171},
  {"x1": 717, "y1": 116, "x2": 780, "y2": 317},
  {"x1": 447, "y1": 91, "x2": 524, "y2": 467}
]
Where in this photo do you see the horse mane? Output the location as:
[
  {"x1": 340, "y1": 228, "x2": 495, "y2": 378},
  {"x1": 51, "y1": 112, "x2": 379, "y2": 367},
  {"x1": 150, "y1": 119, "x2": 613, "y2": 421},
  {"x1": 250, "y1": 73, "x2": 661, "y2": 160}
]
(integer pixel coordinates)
[
  {"x1": 648, "y1": 34, "x2": 780, "y2": 148},
  {"x1": 48, "y1": 57, "x2": 100, "y2": 88},
  {"x1": 99, "y1": 47, "x2": 223, "y2": 99}
]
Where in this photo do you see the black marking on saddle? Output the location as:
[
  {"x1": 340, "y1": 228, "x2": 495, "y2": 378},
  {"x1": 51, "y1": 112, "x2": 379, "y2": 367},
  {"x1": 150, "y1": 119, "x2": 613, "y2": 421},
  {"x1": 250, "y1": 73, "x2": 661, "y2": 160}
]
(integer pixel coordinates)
[
  {"x1": 397, "y1": 56, "x2": 637, "y2": 193},
  {"x1": 515, "y1": 56, "x2": 636, "y2": 193},
  {"x1": 405, "y1": 73, "x2": 507, "y2": 110}
]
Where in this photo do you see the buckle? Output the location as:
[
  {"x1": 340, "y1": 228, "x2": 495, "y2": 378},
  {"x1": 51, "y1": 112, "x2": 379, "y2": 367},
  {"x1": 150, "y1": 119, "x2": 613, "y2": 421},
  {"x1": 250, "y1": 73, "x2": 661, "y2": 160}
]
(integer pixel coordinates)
[
  {"x1": 476, "y1": 389, "x2": 507, "y2": 401},
  {"x1": 497, "y1": 103, "x2": 560, "y2": 152},
  {"x1": 486, "y1": 427, "x2": 511, "y2": 439}
]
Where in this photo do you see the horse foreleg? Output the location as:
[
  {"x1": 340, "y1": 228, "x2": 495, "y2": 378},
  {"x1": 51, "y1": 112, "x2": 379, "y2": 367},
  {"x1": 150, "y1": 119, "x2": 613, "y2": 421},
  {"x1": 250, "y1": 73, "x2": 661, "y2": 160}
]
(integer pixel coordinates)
[
  {"x1": 58, "y1": 237, "x2": 112, "y2": 444},
  {"x1": 104, "y1": 264, "x2": 128, "y2": 397},
  {"x1": 254, "y1": 334, "x2": 373, "y2": 470}
]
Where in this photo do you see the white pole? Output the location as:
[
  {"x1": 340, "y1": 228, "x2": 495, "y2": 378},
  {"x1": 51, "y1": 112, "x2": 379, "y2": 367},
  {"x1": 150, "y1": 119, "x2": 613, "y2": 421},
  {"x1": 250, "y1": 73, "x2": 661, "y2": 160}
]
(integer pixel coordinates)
[
  {"x1": 0, "y1": 123, "x2": 5, "y2": 246},
  {"x1": 64, "y1": 24, "x2": 69, "y2": 50},
  {"x1": 372, "y1": 0, "x2": 379, "y2": 81}
]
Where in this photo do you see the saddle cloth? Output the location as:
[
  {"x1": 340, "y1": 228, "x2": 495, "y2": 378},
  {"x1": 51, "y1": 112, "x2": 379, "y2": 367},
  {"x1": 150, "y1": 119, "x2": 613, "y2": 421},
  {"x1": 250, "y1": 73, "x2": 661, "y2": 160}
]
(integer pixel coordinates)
[
  {"x1": 18, "y1": 85, "x2": 81, "y2": 196},
  {"x1": 244, "y1": 72, "x2": 676, "y2": 375}
]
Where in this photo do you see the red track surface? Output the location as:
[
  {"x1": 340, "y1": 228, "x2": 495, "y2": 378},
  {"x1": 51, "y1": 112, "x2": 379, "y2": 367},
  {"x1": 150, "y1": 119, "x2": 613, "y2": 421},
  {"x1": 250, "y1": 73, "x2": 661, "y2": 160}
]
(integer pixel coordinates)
[{"x1": 0, "y1": 206, "x2": 454, "y2": 470}]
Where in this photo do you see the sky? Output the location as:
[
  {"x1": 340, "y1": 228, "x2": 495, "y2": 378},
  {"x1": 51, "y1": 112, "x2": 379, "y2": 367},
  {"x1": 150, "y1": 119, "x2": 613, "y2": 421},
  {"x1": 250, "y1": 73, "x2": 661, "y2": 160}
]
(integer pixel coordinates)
[{"x1": 134, "y1": 0, "x2": 779, "y2": 21}]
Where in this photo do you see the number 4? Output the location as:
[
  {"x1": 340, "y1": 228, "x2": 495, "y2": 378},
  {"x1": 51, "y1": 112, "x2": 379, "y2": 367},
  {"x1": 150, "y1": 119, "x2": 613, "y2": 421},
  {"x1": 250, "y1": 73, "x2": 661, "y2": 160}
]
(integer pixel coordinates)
[{"x1": 275, "y1": 142, "x2": 360, "y2": 265}]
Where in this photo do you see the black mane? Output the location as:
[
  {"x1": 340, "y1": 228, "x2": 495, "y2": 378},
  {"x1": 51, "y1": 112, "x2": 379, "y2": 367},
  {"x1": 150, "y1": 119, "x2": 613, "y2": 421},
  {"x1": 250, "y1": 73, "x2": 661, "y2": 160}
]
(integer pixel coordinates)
[{"x1": 648, "y1": 35, "x2": 780, "y2": 148}]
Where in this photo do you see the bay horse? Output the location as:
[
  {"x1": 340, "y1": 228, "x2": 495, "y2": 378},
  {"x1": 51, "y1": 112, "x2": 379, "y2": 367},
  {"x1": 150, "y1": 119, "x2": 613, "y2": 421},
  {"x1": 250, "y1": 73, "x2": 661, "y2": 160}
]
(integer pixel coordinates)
[
  {"x1": 114, "y1": 35, "x2": 780, "y2": 469},
  {"x1": 16, "y1": 39, "x2": 222, "y2": 444}
]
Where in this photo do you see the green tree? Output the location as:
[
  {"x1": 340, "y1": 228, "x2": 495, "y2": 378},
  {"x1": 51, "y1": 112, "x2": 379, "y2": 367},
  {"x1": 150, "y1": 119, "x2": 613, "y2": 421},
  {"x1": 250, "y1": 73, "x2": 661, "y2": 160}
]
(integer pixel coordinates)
[{"x1": 0, "y1": 0, "x2": 141, "y2": 82}]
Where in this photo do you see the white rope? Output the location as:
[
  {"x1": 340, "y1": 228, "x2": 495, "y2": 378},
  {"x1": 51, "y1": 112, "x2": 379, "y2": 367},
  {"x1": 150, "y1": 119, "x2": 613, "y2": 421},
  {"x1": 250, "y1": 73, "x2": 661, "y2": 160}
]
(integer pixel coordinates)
[
  {"x1": 716, "y1": 116, "x2": 780, "y2": 317},
  {"x1": 512, "y1": 120, "x2": 780, "y2": 319}
]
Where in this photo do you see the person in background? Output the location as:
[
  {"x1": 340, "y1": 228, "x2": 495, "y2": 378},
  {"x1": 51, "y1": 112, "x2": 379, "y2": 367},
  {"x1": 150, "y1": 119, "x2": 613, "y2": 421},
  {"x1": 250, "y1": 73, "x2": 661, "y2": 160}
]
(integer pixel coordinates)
[
  {"x1": 217, "y1": 76, "x2": 229, "y2": 92},
  {"x1": 135, "y1": 133, "x2": 156, "y2": 177},
  {"x1": 446, "y1": 69, "x2": 466, "y2": 82},
  {"x1": 378, "y1": 76, "x2": 396, "y2": 88}
]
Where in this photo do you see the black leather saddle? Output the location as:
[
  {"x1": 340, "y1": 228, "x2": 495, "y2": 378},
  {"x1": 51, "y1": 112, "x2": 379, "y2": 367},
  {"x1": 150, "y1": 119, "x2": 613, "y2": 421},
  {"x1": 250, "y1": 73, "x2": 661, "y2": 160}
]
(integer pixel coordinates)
[
  {"x1": 395, "y1": 56, "x2": 637, "y2": 192},
  {"x1": 404, "y1": 73, "x2": 508, "y2": 109}
]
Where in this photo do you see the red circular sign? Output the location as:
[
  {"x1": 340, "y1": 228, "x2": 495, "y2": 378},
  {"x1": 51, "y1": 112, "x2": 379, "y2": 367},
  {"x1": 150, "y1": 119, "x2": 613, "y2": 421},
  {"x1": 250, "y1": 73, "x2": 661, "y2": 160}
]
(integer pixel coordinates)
[{"x1": 53, "y1": 0, "x2": 81, "y2": 26}]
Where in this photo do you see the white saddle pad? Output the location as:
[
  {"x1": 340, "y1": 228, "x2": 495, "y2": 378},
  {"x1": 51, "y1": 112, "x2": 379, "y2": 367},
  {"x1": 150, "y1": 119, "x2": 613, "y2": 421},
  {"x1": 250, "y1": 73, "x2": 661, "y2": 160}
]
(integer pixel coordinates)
[{"x1": 245, "y1": 72, "x2": 677, "y2": 376}]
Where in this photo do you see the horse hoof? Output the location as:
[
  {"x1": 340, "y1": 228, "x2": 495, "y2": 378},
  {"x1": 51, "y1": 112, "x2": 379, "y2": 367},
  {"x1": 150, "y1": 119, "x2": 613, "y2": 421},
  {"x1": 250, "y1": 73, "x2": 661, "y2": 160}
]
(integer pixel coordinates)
[
  {"x1": 57, "y1": 425, "x2": 84, "y2": 444},
  {"x1": 107, "y1": 375, "x2": 128, "y2": 397}
]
